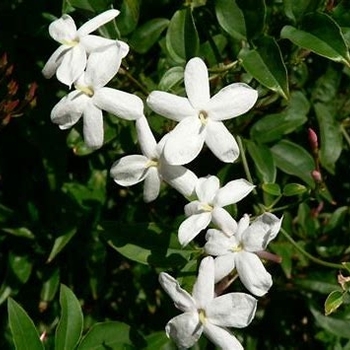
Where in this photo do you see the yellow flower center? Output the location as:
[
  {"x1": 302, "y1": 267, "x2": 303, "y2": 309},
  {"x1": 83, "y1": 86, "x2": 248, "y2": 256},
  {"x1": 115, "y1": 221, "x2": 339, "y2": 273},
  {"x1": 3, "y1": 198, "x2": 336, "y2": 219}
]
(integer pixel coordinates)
[
  {"x1": 62, "y1": 39, "x2": 79, "y2": 47},
  {"x1": 76, "y1": 85, "x2": 94, "y2": 97},
  {"x1": 231, "y1": 243, "x2": 243, "y2": 252},
  {"x1": 198, "y1": 110, "x2": 208, "y2": 125},
  {"x1": 200, "y1": 203, "x2": 213, "y2": 212},
  {"x1": 199, "y1": 309, "x2": 207, "y2": 325},
  {"x1": 146, "y1": 159, "x2": 158, "y2": 168}
]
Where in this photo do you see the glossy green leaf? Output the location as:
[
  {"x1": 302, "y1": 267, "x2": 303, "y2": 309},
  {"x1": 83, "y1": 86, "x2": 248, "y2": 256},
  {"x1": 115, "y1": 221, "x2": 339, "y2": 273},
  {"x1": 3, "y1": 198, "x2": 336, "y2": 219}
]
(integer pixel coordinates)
[
  {"x1": 281, "y1": 13, "x2": 350, "y2": 66},
  {"x1": 323, "y1": 206, "x2": 348, "y2": 233},
  {"x1": 8, "y1": 298, "x2": 44, "y2": 350},
  {"x1": 262, "y1": 183, "x2": 281, "y2": 196},
  {"x1": 311, "y1": 306, "x2": 350, "y2": 338},
  {"x1": 283, "y1": 0, "x2": 321, "y2": 22},
  {"x1": 55, "y1": 284, "x2": 84, "y2": 350},
  {"x1": 250, "y1": 91, "x2": 309, "y2": 142},
  {"x1": 2, "y1": 227, "x2": 35, "y2": 239},
  {"x1": 77, "y1": 321, "x2": 143, "y2": 350},
  {"x1": 115, "y1": 0, "x2": 140, "y2": 35},
  {"x1": 130, "y1": 18, "x2": 169, "y2": 54},
  {"x1": 144, "y1": 331, "x2": 176, "y2": 349},
  {"x1": 269, "y1": 241, "x2": 293, "y2": 279},
  {"x1": 66, "y1": 0, "x2": 111, "y2": 12},
  {"x1": 246, "y1": 140, "x2": 276, "y2": 183},
  {"x1": 47, "y1": 228, "x2": 77, "y2": 263},
  {"x1": 158, "y1": 66, "x2": 184, "y2": 92},
  {"x1": 236, "y1": 0, "x2": 266, "y2": 40},
  {"x1": 239, "y1": 36, "x2": 289, "y2": 98},
  {"x1": 325, "y1": 290, "x2": 344, "y2": 316},
  {"x1": 215, "y1": 0, "x2": 246, "y2": 40},
  {"x1": 314, "y1": 102, "x2": 342, "y2": 174},
  {"x1": 166, "y1": 8, "x2": 199, "y2": 63},
  {"x1": 270, "y1": 140, "x2": 315, "y2": 187},
  {"x1": 282, "y1": 183, "x2": 307, "y2": 196},
  {"x1": 101, "y1": 222, "x2": 194, "y2": 267},
  {"x1": 40, "y1": 267, "x2": 60, "y2": 304},
  {"x1": 200, "y1": 34, "x2": 228, "y2": 66}
]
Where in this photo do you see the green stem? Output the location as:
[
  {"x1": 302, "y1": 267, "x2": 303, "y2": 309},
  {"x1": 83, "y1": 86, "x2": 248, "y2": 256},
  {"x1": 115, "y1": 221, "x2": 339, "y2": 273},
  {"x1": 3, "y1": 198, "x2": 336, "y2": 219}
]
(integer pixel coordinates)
[
  {"x1": 280, "y1": 227, "x2": 345, "y2": 270},
  {"x1": 237, "y1": 136, "x2": 255, "y2": 190},
  {"x1": 119, "y1": 68, "x2": 149, "y2": 96}
]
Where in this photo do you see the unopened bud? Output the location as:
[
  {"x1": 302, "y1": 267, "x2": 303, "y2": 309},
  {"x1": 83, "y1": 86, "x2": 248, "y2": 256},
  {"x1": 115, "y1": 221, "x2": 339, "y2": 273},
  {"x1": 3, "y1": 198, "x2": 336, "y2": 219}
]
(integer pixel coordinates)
[
  {"x1": 308, "y1": 128, "x2": 318, "y2": 151},
  {"x1": 311, "y1": 169, "x2": 322, "y2": 183}
]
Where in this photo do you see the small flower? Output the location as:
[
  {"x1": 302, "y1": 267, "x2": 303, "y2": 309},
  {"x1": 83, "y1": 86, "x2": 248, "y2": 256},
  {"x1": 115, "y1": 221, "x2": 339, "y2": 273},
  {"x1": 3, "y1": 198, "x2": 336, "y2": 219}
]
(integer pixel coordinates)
[
  {"x1": 147, "y1": 57, "x2": 258, "y2": 165},
  {"x1": 178, "y1": 175, "x2": 254, "y2": 246},
  {"x1": 42, "y1": 9, "x2": 128, "y2": 87},
  {"x1": 159, "y1": 256, "x2": 257, "y2": 350},
  {"x1": 110, "y1": 116, "x2": 198, "y2": 202},
  {"x1": 51, "y1": 43, "x2": 143, "y2": 149},
  {"x1": 204, "y1": 213, "x2": 282, "y2": 296}
]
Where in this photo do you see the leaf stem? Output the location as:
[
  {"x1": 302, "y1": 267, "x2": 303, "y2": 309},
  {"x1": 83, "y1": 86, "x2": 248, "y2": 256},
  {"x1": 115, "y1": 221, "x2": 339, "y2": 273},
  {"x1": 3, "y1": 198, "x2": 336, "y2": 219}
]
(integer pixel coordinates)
[{"x1": 280, "y1": 227, "x2": 345, "y2": 270}]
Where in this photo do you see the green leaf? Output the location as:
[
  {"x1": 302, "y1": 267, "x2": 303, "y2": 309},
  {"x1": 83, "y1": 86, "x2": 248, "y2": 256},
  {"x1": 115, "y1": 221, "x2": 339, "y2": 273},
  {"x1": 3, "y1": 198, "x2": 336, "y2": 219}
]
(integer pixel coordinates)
[
  {"x1": 311, "y1": 306, "x2": 350, "y2": 338},
  {"x1": 144, "y1": 331, "x2": 176, "y2": 349},
  {"x1": 281, "y1": 13, "x2": 350, "y2": 66},
  {"x1": 40, "y1": 267, "x2": 60, "y2": 304},
  {"x1": 158, "y1": 66, "x2": 184, "y2": 92},
  {"x1": 342, "y1": 262, "x2": 350, "y2": 273},
  {"x1": 215, "y1": 0, "x2": 246, "y2": 40},
  {"x1": 323, "y1": 206, "x2": 348, "y2": 233},
  {"x1": 55, "y1": 284, "x2": 84, "y2": 350},
  {"x1": 262, "y1": 183, "x2": 281, "y2": 196},
  {"x1": 77, "y1": 321, "x2": 144, "y2": 350},
  {"x1": 66, "y1": 0, "x2": 111, "y2": 12},
  {"x1": 2, "y1": 227, "x2": 35, "y2": 239},
  {"x1": 166, "y1": 8, "x2": 199, "y2": 63},
  {"x1": 314, "y1": 102, "x2": 342, "y2": 174},
  {"x1": 250, "y1": 91, "x2": 309, "y2": 142},
  {"x1": 270, "y1": 140, "x2": 315, "y2": 187},
  {"x1": 246, "y1": 140, "x2": 276, "y2": 183},
  {"x1": 8, "y1": 298, "x2": 44, "y2": 350},
  {"x1": 130, "y1": 18, "x2": 169, "y2": 54},
  {"x1": 239, "y1": 36, "x2": 289, "y2": 99},
  {"x1": 101, "y1": 222, "x2": 194, "y2": 268},
  {"x1": 325, "y1": 290, "x2": 345, "y2": 316},
  {"x1": 236, "y1": 0, "x2": 266, "y2": 40},
  {"x1": 282, "y1": 183, "x2": 308, "y2": 196},
  {"x1": 283, "y1": 0, "x2": 321, "y2": 22},
  {"x1": 115, "y1": 0, "x2": 140, "y2": 35},
  {"x1": 47, "y1": 228, "x2": 77, "y2": 263}
]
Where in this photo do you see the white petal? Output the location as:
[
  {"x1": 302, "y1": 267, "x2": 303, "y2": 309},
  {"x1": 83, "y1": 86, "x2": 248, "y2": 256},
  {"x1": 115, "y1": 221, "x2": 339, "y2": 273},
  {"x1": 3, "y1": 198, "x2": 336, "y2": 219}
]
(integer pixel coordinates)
[
  {"x1": 163, "y1": 117, "x2": 204, "y2": 165},
  {"x1": 243, "y1": 213, "x2": 282, "y2": 251},
  {"x1": 84, "y1": 44, "x2": 122, "y2": 89},
  {"x1": 49, "y1": 14, "x2": 77, "y2": 43},
  {"x1": 50, "y1": 91, "x2": 88, "y2": 129},
  {"x1": 184, "y1": 201, "x2": 202, "y2": 216},
  {"x1": 94, "y1": 87, "x2": 144, "y2": 120},
  {"x1": 178, "y1": 212, "x2": 211, "y2": 246},
  {"x1": 207, "y1": 83, "x2": 258, "y2": 121},
  {"x1": 143, "y1": 167, "x2": 161, "y2": 202},
  {"x1": 211, "y1": 207, "x2": 237, "y2": 235},
  {"x1": 204, "y1": 229, "x2": 235, "y2": 256},
  {"x1": 77, "y1": 9, "x2": 120, "y2": 36},
  {"x1": 196, "y1": 175, "x2": 220, "y2": 203},
  {"x1": 82, "y1": 102, "x2": 104, "y2": 149},
  {"x1": 80, "y1": 35, "x2": 117, "y2": 53},
  {"x1": 236, "y1": 214, "x2": 250, "y2": 242},
  {"x1": 212, "y1": 254, "x2": 236, "y2": 283},
  {"x1": 165, "y1": 312, "x2": 202, "y2": 348},
  {"x1": 192, "y1": 256, "x2": 215, "y2": 309},
  {"x1": 184, "y1": 57, "x2": 210, "y2": 109},
  {"x1": 110, "y1": 155, "x2": 149, "y2": 186},
  {"x1": 136, "y1": 116, "x2": 157, "y2": 159},
  {"x1": 42, "y1": 45, "x2": 68, "y2": 79},
  {"x1": 158, "y1": 272, "x2": 196, "y2": 312},
  {"x1": 235, "y1": 251, "x2": 273, "y2": 296},
  {"x1": 160, "y1": 163, "x2": 198, "y2": 198},
  {"x1": 203, "y1": 323, "x2": 243, "y2": 350},
  {"x1": 56, "y1": 44, "x2": 86, "y2": 87},
  {"x1": 147, "y1": 91, "x2": 194, "y2": 121},
  {"x1": 214, "y1": 179, "x2": 255, "y2": 207},
  {"x1": 206, "y1": 292, "x2": 257, "y2": 327},
  {"x1": 205, "y1": 121, "x2": 239, "y2": 163}
]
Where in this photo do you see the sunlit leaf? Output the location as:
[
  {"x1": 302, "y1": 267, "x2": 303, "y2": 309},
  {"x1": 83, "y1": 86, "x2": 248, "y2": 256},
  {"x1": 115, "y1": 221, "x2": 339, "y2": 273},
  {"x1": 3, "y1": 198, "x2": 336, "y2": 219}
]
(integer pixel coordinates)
[
  {"x1": 325, "y1": 290, "x2": 344, "y2": 316},
  {"x1": 47, "y1": 228, "x2": 77, "y2": 263},
  {"x1": 282, "y1": 183, "x2": 308, "y2": 196},
  {"x1": 262, "y1": 183, "x2": 281, "y2": 196}
]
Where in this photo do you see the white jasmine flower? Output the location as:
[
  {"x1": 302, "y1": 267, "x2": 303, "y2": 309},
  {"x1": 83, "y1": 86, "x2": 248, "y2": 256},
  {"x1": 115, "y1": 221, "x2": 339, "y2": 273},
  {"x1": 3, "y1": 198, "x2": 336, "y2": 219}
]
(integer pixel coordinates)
[
  {"x1": 205, "y1": 213, "x2": 282, "y2": 296},
  {"x1": 178, "y1": 175, "x2": 254, "y2": 246},
  {"x1": 110, "y1": 116, "x2": 198, "y2": 202},
  {"x1": 42, "y1": 9, "x2": 128, "y2": 86},
  {"x1": 50, "y1": 43, "x2": 143, "y2": 149},
  {"x1": 159, "y1": 256, "x2": 257, "y2": 350},
  {"x1": 147, "y1": 57, "x2": 258, "y2": 165}
]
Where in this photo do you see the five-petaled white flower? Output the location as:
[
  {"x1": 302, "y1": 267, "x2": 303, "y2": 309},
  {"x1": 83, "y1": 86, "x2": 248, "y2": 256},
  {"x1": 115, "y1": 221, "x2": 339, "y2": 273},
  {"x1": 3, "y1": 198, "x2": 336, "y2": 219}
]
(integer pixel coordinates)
[
  {"x1": 50, "y1": 43, "x2": 144, "y2": 149},
  {"x1": 178, "y1": 175, "x2": 254, "y2": 246},
  {"x1": 147, "y1": 57, "x2": 258, "y2": 165},
  {"x1": 159, "y1": 256, "x2": 257, "y2": 350},
  {"x1": 42, "y1": 9, "x2": 128, "y2": 87},
  {"x1": 110, "y1": 116, "x2": 198, "y2": 202},
  {"x1": 204, "y1": 213, "x2": 282, "y2": 296}
]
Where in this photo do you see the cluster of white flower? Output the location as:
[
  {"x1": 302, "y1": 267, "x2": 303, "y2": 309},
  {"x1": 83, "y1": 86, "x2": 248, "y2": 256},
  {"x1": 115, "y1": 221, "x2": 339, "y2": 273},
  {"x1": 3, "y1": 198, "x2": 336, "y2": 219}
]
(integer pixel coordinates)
[{"x1": 43, "y1": 9, "x2": 283, "y2": 350}]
